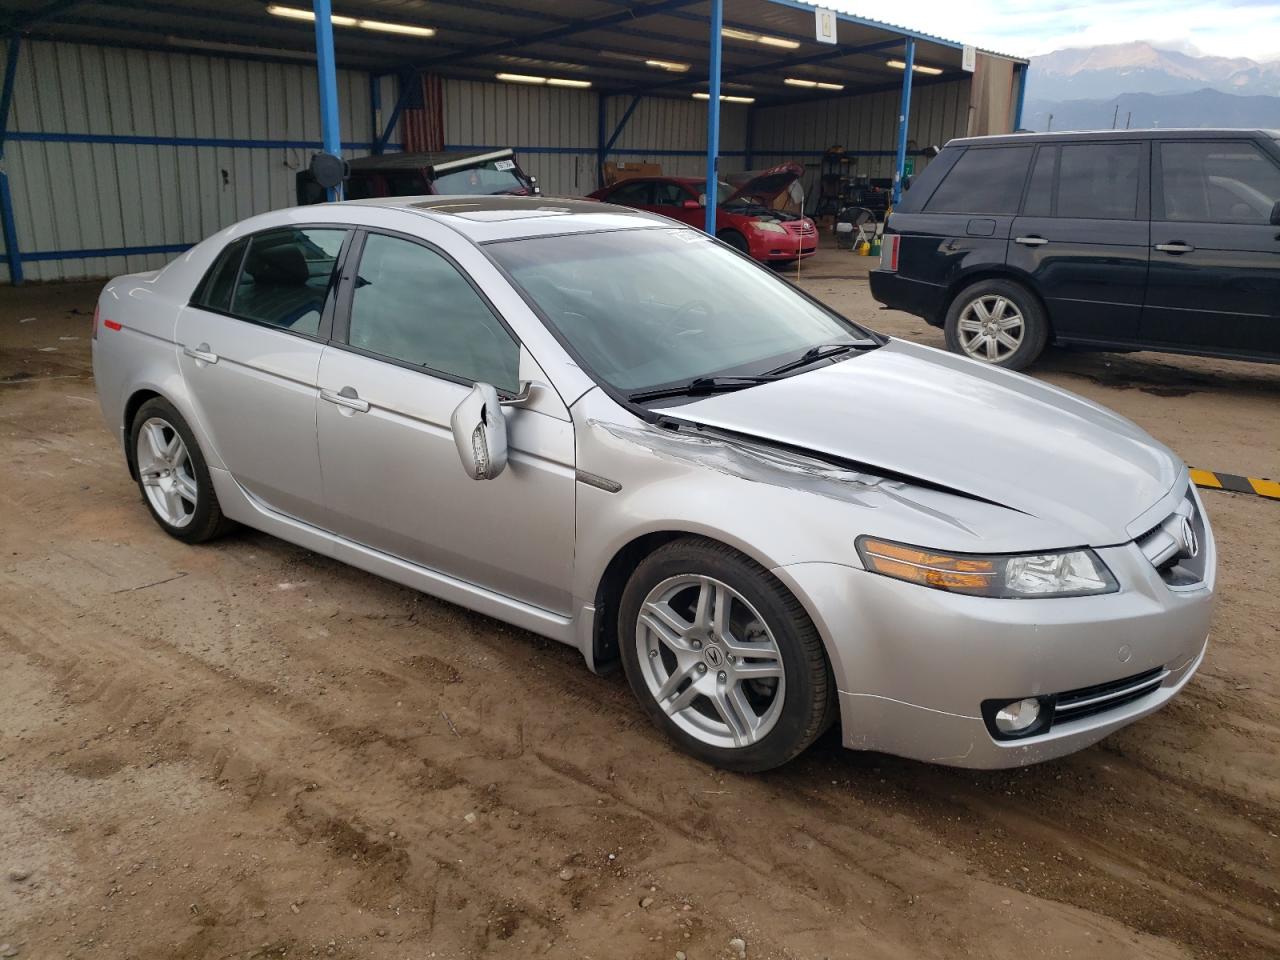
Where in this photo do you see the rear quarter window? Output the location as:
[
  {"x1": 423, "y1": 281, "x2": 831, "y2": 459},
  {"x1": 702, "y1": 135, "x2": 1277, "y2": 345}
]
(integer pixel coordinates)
[{"x1": 924, "y1": 146, "x2": 1033, "y2": 215}]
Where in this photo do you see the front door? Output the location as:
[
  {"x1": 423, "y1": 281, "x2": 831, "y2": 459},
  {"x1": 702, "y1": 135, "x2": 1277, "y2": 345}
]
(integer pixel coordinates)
[
  {"x1": 315, "y1": 228, "x2": 576, "y2": 614},
  {"x1": 176, "y1": 225, "x2": 349, "y2": 525},
  {"x1": 1006, "y1": 140, "x2": 1150, "y2": 345},
  {"x1": 1143, "y1": 137, "x2": 1280, "y2": 359}
]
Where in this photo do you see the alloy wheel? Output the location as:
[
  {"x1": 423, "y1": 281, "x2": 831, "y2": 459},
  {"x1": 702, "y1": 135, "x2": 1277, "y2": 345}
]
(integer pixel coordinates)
[
  {"x1": 957, "y1": 294, "x2": 1024, "y2": 363},
  {"x1": 635, "y1": 574, "x2": 786, "y2": 749},
  {"x1": 136, "y1": 416, "x2": 197, "y2": 528}
]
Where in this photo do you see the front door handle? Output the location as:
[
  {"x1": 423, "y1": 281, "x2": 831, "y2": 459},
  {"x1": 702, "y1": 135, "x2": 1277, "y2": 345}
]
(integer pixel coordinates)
[
  {"x1": 1014, "y1": 235, "x2": 1048, "y2": 246},
  {"x1": 320, "y1": 386, "x2": 370, "y2": 413},
  {"x1": 182, "y1": 342, "x2": 218, "y2": 364},
  {"x1": 1154, "y1": 242, "x2": 1195, "y2": 254}
]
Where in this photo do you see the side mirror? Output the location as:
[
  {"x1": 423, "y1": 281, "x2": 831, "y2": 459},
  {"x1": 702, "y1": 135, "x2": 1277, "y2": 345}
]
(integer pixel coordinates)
[
  {"x1": 450, "y1": 383, "x2": 508, "y2": 480},
  {"x1": 1271, "y1": 200, "x2": 1280, "y2": 226},
  {"x1": 681, "y1": 198, "x2": 701, "y2": 210}
]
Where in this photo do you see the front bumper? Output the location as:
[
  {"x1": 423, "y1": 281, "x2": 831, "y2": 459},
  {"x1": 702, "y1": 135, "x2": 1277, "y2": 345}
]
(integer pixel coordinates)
[
  {"x1": 772, "y1": 523, "x2": 1215, "y2": 769},
  {"x1": 746, "y1": 227, "x2": 817, "y2": 261}
]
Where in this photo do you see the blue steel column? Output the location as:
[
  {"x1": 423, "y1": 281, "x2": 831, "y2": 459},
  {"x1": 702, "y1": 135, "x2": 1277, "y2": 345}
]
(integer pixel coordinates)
[
  {"x1": 1013, "y1": 63, "x2": 1028, "y2": 131},
  {"x1": 312, "y1": 0, "x2": 343, "y2": 199},
  {"x1": 892, "y1": 37, "x2": 915, "y2": 205},
  {"x1": 0, "y1": 35, "x2": 23, "y2": 285},
  {"x1": 703, "y1": 0, "x2": 723, "y2": 234}
]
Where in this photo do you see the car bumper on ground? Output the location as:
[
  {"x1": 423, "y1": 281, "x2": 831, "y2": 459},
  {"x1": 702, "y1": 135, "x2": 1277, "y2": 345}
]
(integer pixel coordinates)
[
  {"x1": 772, "y1": 533, "x2": 1215, "y2": 769},
  {"x1": 868, "y1": 269, "x2": 946, "y2": 323}
]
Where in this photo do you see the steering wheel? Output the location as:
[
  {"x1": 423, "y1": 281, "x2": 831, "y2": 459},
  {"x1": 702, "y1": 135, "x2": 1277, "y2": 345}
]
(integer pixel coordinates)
[{"x1": 674, "y1": 299, "x2": 714, "y2": 333}]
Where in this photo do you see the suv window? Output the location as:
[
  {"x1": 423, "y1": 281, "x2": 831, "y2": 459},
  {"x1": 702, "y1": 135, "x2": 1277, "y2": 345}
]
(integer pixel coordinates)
[
  {"x1": 1057, "y1": 143, "x2": 1141, "y2": 220},
  {"x1": 924, "y1": 146, "x2": 1033, "y2": 215},
  {"x1": 1022, "y1": 146, "x2": 1057, "y2": 217},
  {"x1": 193, "y1": 237, "x2": 248, "y2": 313},
  {"x1": 229, "y1": 228, "x2": 347, "y2": 336},
  {"x1": 608, "y1": 180, "x2": 654, "y2": 205},
  {"x1": 347, "y1": 233, "x2": 520, "y2": 391},
  {"x1": 1160, "y1": 140, "x2": 1280, "y2": 223}
]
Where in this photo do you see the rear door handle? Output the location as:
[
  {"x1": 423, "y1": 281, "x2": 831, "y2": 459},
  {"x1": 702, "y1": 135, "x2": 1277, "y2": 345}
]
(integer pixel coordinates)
[
  {"x1": 182, "y1": 343, "x2": 218, "y2": 364},
  {"x1": 320, "y1": 387, "x2": 370, "y2": 413},
  {"x1": 1014, "y1": 236, "x2": 1048, "y2": 246},
  {"x1": 1154, "y1": 242, "x2": 1195, "y2": 254}
]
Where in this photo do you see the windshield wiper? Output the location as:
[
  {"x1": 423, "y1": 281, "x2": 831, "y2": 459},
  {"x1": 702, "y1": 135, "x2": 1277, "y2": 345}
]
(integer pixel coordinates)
[
  {"x1": 764, "y1": 340, "x2": 876, "y2": 377},
  {"x1": 628, "y1": 375, "x2": 779, "y2": 403}
]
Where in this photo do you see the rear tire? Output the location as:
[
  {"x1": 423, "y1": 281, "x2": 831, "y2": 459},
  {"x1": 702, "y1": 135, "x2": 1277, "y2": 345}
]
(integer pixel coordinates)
[
  {"x1": 129, "y1": 397, "x2": 231, "y2": 544},
  {"x1": 716, "y1": 229, "x2": 750, "y2": 256},
  {"x1": 618, "y1": 537, "x2": 836, "y2": 772},
  {"x1": 944, "y1": 278, "x2": 1048, "y2": 371}
]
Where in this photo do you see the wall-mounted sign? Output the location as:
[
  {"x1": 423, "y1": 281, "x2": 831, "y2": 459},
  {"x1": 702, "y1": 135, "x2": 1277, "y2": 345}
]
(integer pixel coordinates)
[
  {"x1": 962, "y1": 44, "x2": 977, "y2": 72},
  {"x1": 815, "y1": 7, "x2": 838, "y2": 45}
]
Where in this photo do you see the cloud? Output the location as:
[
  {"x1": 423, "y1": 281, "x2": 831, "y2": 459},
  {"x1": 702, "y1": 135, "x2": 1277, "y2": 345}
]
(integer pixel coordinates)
[{"x1": 827, "y1": 0, "x2": 1280, "y2": 61}]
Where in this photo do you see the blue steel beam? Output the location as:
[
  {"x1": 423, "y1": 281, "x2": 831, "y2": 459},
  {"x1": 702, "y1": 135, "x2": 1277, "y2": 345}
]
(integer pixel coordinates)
[
  {"x1": 604, "y1": 95, "x2": 642, "y2": 154},
  {"x1": 376, "y1": 72, "x2": 410, "y2": 154},
  {"x1": 892, "y1": 38, "x2": 915, "y2": 205},
  {"x1": 312, "y1": 0, "x2": 343, "y2": 199},
  {"x1": 704, "y1": 0, "x2": 722, "y2": 235},
  {"x1": 1013, "y1": 62, "x2": 1028, "y2": 130},
  {"x1": 369, "y1": 74, "x2": 381, "y2": 152},
  {"x1": 2, "y1": 0, "x2": 87, "y2": 34},
  {"x1": 0, "y1": 34, "x2": 23, "y2": 285}
]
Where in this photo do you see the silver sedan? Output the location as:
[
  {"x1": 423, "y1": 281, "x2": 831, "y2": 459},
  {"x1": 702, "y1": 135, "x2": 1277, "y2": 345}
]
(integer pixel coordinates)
[{"x1": 92, "y1": 196, "x2": 1214, "y2": 771}]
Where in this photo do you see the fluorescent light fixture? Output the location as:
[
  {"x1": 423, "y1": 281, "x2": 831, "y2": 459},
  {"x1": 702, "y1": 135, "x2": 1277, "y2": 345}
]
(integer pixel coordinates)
[
  {"x1": 784, "y1": 77, "x2": 844, "y2": 91},
  {"x1": 645, "y1": 58, "x2": 690, "y2": 73},
  {"x1": 692, "y1": 92, "x2": 755, "y2": 104},
  {"x1": 266, "y1": 5, "x2": 435, "y2": 37},
  {"x1": 887, "y1": 59, "x2": 944, "y2": 75},
  {"x1": 496, "y1": 72, "x2": 591, "y2": 89},
  {"x1": 721, "y1": 26, "x2": 800, "y2": 50},
  {"x1": 599, "y1": 51, "x2": 691, "y2": 72}
]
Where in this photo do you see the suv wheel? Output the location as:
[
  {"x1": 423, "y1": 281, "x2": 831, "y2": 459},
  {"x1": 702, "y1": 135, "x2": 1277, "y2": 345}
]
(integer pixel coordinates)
[
  {"x1": 618, "y1": 537, "x2": 835, "y2": 772},
  {"x1": 716, "y1": 229, "x2": 749, "y2": 255},
  {"x1": 944, "y1": 279, "x2": 1048, "y2": 370}
]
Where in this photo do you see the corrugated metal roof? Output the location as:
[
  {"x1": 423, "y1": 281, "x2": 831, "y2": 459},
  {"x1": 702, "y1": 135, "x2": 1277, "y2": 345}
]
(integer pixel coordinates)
[{"x1": 16, "y1": 0, "x2": 1026, "y2": 105}]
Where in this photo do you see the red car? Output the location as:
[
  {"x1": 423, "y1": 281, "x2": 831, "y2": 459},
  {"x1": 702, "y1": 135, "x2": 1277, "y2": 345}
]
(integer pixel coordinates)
[{"x1": 588, "y1": 162, "x2": 817, "y2": 263}]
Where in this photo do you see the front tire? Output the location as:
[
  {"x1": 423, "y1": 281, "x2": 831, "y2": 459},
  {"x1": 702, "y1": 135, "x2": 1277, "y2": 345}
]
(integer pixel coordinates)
[
  {"x1": 716, "y1": 229, "x2": 750, "y2": 256},
  {"x1": 129, "y1": 397, "x2": 230, "y2": 543},
  {"x1": 618, "y1": 537, "x2": 835, "y2": 772},
  {"x1": 944, "y1": 278, "x2": 1048, "y2": 370}
]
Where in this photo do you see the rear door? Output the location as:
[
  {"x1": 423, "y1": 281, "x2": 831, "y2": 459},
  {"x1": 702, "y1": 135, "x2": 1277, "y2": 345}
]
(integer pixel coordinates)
[
  {"x1": 177, "y1": 225, "x2": 349, "y2": 525},
  {"x1": 906, "y1": 144, "x2": 1032, "y2": 289},
  {"x1": 1143, "y1": 137, "x2": 1280, "y2": 359},
  {"x1": 1007, "y1": 140, "x2": 1150, "y2": 344}
]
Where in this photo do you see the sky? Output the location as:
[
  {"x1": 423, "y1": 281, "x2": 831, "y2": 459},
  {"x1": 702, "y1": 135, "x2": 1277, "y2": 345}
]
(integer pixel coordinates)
[{"x1": 829, "y1": 0, "x2": 1280, "y2": 61}]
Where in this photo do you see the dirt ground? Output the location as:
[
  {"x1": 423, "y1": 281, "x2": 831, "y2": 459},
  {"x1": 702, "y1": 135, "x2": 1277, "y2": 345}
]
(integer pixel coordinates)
[{"x1": 1, "y1": 245, "x2": 1277, "y2": 960}]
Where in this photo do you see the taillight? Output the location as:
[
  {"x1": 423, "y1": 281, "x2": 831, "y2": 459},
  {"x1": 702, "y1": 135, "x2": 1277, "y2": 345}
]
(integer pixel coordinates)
[{"x1": 880, "y1": 234, "x2": 900, "y2": 272}]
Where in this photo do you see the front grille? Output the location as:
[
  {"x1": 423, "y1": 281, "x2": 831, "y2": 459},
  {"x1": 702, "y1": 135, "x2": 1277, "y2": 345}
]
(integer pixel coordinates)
[
  {"x1": 1052, "y1": 666, "x2": 1167, "y2": 725},
  {"x1": 1136, "y1": 489, "x2": 1207, "y2": 587}
]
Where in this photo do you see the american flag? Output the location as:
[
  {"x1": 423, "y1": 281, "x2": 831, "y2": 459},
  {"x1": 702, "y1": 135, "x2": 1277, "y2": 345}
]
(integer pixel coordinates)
[{"x1": 401, "y1": 73, "x2": 444, "y2": 153}]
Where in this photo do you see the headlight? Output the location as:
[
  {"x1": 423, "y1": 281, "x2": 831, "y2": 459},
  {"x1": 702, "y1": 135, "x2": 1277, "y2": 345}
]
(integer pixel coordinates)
[
  {"x1": 855, "y1": 537, "x2": 1119, "y2": 599},
  {"x1": 751, "y1": 220, "x2": 787, "y2": 234}
]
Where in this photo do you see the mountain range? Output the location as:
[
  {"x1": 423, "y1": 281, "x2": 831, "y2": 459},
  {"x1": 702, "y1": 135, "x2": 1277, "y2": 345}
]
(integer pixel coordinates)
[{"x1": 1023, "y1": 41, "x2": 1280, "y2": 132}]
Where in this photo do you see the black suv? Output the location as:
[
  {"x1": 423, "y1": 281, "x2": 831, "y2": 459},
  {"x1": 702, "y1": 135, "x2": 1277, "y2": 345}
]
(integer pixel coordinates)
[{"x1": 870, "y1": 129, "x2": 1280, "y2": 369}]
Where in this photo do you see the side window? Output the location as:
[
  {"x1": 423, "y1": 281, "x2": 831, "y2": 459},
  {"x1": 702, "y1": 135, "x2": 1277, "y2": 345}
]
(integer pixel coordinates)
[
  {"x1": 230, "y1": 227, "x2": 347, "y2": 336},
  {"x1": 924, "y1": 146, "x2": 1033, "y2": 215},
  {"x1": 1021, "y1": 146, "x2": 1057, "y2": 217},
  {"x1": 653, "y1": 182, "x2": 688, "y2": 206},
  {"x1": 192, "y1": 237, "x2": 248, "y2": 312},
  {"x1": 608, "y1": 180, "x2": 654, "y2": 206},
  {"x1": 347, "y1": 233, "x2": 520, "y2": 392},
  {"x1": 1057, "y1": 143, "x2": 1141, "y2": 220},
  {"x1": 1160, "y1": 140, "x2": 1280, "y2": 223}
]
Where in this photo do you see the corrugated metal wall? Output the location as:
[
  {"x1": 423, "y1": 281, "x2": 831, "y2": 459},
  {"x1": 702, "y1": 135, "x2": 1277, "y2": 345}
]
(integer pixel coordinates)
[
  {"x1": 750, "y1": 78, "x2": 971, "y2": 187},
  {"x1": 440, "y1": 78, "x2": 747, "y2": 198},
  {"x1": 0, "y1": 40, "x2": 381, "y2": 283}
]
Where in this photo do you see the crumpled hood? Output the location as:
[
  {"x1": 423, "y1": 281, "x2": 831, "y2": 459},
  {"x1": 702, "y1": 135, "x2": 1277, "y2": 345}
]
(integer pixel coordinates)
[{"x1": 671, "y1": 339, "x2": 1182, "y2": 546}]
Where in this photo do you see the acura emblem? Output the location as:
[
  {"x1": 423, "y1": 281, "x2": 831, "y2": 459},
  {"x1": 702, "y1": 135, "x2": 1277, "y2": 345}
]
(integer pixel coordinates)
[{"x1": 1177, "y1": 516, "x2": 1199, "y2": 559}]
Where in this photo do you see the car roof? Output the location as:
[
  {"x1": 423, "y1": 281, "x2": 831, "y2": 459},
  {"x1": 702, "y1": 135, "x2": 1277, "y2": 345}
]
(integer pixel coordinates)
[
  {"x1": 946, "y1": 128, "x2": 1278, "y2": 148},
  {"x1": 343, "y1": 195, "x2": 676, "y2": 243}
]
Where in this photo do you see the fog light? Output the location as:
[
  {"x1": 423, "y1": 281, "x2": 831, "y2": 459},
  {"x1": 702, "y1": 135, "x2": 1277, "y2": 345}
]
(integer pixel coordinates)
[{"x1": 994, "y1": 698, "x2": 1041, "y2": 734}]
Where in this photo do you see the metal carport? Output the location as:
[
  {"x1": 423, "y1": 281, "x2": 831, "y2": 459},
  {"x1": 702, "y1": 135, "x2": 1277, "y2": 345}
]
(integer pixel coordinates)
[{"x1": 0, "y1": 0, "x2": 1027, "y2": 283}]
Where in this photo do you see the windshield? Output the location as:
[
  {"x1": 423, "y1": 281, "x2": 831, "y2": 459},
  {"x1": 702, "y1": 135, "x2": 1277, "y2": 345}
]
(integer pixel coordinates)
[
  {"x1": 488, "y1": 228, "x2": 869, "y2": 394},
  {"x1": 690, "y1": 180, "x2": 735, "y2": 206},
  {"x1": 433, "y1": 160, "x2": 530, "y2": 195}
]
